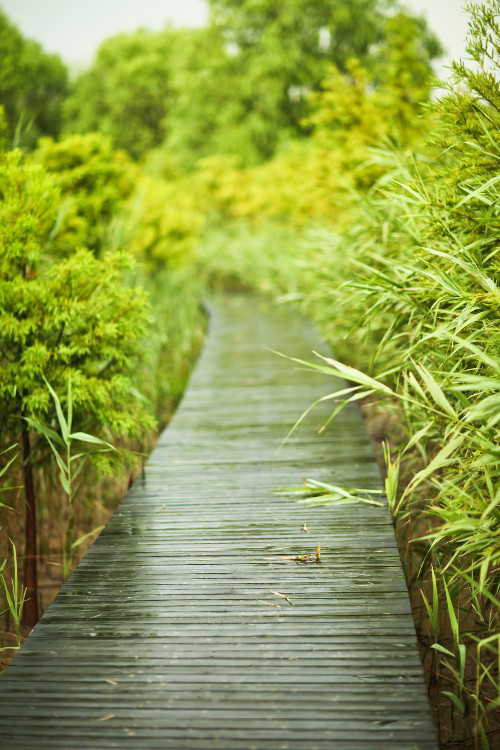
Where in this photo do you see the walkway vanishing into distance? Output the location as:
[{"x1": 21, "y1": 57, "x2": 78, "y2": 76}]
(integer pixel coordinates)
[{"x1": 0, "y1": 296, "x2": 437, "y2": 749}]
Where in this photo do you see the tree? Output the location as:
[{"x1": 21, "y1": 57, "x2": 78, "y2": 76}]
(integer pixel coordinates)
[
  {"x1": 63, "y1": 1, "x2": 440, "y2": 166},
  {"x1": 204, "y1": 0, "x2": 393, "y2": 158},
  {"x1": 0, "y1": 151, "x2": 153, "y2": 626},
  {"x1": 162, "y1": 27, "x2": 262, "y2": 166},
  {"x1": 374, "y1": 12, "x2": 442, "y2": 137},
  {"x1": 304, "y1": 9, "x2": 442, "y2": 189},
  {"x1": 170, "y1": 0, "x2": 441, "y2": 164},
  {"x1": 64, "y1": 29, "x2": 182, "y2": 159},
  {"x1": 0, "y1": 9, "x2": 68, "y2": 148}
]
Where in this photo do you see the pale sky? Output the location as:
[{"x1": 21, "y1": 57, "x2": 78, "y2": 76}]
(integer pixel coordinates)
[{"x1": 1, "y1": 0, "x2": 469, "y2": 76}]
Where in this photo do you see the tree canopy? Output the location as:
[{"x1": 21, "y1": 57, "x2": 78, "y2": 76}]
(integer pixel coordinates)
[
  {"x1": 0, "y1": 10, "x2": 68, "y2": 148},
  {"x1": 64, "y1": 0, "x2": 441, "y2": 165},
  {"x1": 64, "y1": 29, "x2": 182, "y2": 159}
]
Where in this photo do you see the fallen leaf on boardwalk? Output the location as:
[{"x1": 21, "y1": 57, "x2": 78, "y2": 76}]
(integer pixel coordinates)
[
  {"x1": 280, "y1": 554, "x2": 313, "y2": 563},
  {"x1": 316, "y1": 544, "x2": 321, "y2": 561},
  {"x1": 302, "y1": 523, "x2": 310, "y2": 533},
  {"x1": 105, "y1": 679, "x2": 118, "y2": 686},
  {"x1": 269, "y1": 590, "x2": 294, "y2": 606},
  {"x1": 96, "y1": 714, "x2": 114, "y2": 722},
  {"x1": 257, "y1": 599, "x2": 282, "y2": 608}
]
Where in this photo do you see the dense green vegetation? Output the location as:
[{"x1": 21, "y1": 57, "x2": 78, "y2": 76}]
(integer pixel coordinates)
[
  {"x1": 0, "y1": 9, "x2": 67, "y2": 148},
  {"x1": 64, "y1": 0, "x2": 441, "y2": 165},
  {"x1": 0, "y1": 1, "x2": 498, "y2": 747}
]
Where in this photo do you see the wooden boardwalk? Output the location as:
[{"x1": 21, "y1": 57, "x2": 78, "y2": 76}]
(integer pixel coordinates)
[{"x1": 0, "y1": 296, "x2": 437, "y2": 749}]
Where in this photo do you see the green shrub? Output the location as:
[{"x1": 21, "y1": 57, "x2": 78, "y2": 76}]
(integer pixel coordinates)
[
  {"x1": 35, "y1": 132, "x2": 136, "y2": 256},
  {"x1": 0, "y1": 150, "x2": 153, "y2": 625}
]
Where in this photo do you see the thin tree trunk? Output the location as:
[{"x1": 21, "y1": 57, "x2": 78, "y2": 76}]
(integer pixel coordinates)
[{"x1": 21, "y1": 419, "x2": 39, "y2": 628}]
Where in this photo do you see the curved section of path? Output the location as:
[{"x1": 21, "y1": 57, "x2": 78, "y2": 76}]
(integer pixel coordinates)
[{"x1": 0, "y1": 296, "x2": 437, "y2": 749}]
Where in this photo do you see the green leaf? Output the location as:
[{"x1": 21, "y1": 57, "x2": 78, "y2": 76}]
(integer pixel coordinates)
[
  {"x1": 455, "y1": 174, "x2": 500, "y2": 207},
  {"x1": 25, "y1": 418, "x2": 65, "y2": 448},
  {"x1": 415, "y1": 363, "x2": 457, "y2": 419},
  {"x1": 69, "y1": 432, "x2": 116, "y2": 451},
  {"x1": 0, "y1": 449, "x2": 18, "y2": 481},
  {"x1": 403, "y1": 423, "x2": 432, "y2": 455},
  {"x1": 479, "y1": 722, "x2": 490, "y2": 750},
  {"x1": 458, "y1": 643, "x2": 466, "y2": 685},
  {"x1": 59, "y1": 470, "x2": 71, "y2": 496},
  {"x1": 442, "y1": 691, "x2": 465, "y2": 714},
  {"x1": 431, "y1": 643, "x2": 454, "y2": 657},
  {"x1": 71, "y1": 525, "x2": 105, "y2": 550},
  {"x1": 46, "y1": 438, "x2": 70, "y2": 495},
  {"x1": 292, "y1": 479, "x2": 384, "y2": 507},
  {"x1": 406, "y1": 433, "x2": 465, "y2": 492},
  {"x1": 441, "y1": 333, "x2": 499, "y2": 372},
  {"x1": 431, "y1": 568, "x2": 439, "y2": 634},
  {"x1": 43, "y1": 377, "x2": 68, "y2": 443},
  {"x1": 278, "y1": 389, "x2": 358, "y2": 448},
  {"x1": 67, "y1": 373, "x2": 73, "y2": 436},
  {"x1": 69, "y1": 452, "x2": 87, "y2": 463},
  {"x1": 315, "y1": 352, "x2": 394, "y2": 394},
  {"x1": 442, "y1": 577, "x2": 459, "y2": 646}
]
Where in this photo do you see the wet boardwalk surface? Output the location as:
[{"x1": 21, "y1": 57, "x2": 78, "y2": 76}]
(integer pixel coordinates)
[{"x1": 0, "y1": 296, "x2": 436, "y2": 749}]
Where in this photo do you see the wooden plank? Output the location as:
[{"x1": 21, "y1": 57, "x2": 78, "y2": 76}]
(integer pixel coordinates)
[{"x1": 0, "y1": 295, "x2": 437, "y2": 749}]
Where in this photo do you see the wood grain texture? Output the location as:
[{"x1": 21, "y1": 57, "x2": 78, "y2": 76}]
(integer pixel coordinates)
[{"x1": 0, "y1": 295, "x2": 437, "y2": 749}]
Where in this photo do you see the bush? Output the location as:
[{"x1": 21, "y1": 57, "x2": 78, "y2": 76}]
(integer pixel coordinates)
[
  {"x1": 35, "y1": 133, "x2": 136, "y2": 256},
  {"x1": 0, "y1": 149, "x2": 153, "y2": 625}
]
